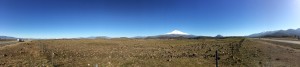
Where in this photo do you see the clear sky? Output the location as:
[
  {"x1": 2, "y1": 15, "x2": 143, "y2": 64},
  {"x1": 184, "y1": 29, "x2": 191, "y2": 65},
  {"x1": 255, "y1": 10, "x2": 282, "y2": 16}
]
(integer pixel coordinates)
[{"x1": 1, "y1": 0, "x2": 300, "y2": 38}]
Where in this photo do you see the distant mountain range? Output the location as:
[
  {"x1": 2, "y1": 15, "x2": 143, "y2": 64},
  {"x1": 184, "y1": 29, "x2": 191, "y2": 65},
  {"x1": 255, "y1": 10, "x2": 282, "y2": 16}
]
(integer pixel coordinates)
[
  {"x1": 248, "y1": 28, "x2": 300, "y2": 38},
  {"x1": 0, "y1": 36, "x2": 17, "y2": 39},
  {"x1": 5, "y1": 28, "x2": 298, "y2": 39},
  {"x1": 144, "y1": 34, "x2": 198, "y2": 39},
  {"x1": 0, "y1": 30, "x2": 232, "y2": 39}
]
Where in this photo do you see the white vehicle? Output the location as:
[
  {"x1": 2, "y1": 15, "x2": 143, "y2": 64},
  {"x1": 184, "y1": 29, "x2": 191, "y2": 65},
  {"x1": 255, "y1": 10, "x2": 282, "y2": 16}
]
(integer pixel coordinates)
[{"x1": 17, "y1": 39, "x2": 24, "y2": 42}]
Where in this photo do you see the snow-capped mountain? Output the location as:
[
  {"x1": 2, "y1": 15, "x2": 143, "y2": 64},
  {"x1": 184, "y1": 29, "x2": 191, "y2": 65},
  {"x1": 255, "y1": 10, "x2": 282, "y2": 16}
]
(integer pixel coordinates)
[
  {"x1": 144, "y1": 30, "x2": 198, "y2": 39},
  {"x1": 166, "y1": 30, "x2": 189, "y2": 35}
]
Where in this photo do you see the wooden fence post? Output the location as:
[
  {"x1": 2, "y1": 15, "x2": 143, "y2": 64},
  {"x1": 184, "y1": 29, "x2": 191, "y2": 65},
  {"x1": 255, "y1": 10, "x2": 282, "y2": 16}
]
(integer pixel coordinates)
[{"x1": 215, "y1": 50, "x2": 218, "y2": 67}]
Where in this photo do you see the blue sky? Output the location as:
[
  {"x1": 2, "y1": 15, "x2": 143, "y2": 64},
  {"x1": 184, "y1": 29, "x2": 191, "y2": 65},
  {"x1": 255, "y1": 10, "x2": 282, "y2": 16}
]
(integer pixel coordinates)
[{"x1": 1, "y1": 0, "x2": 300, "y2": 38}]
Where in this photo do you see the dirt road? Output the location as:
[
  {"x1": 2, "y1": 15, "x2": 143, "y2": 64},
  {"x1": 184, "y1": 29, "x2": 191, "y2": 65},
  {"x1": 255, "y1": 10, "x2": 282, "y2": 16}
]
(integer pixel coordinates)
[
  {"x1": 260, "y1": 38, "x2": 300, "y2": 45},
  {"x1": 0, "y1": 41, "x2": 17, "y2": 44},
  {"x1": 0, "y1": 41, "x2": 19, "y2": 47},
  {"x1": 251, "y1": 39, "x2": 300, "y2": 67}
]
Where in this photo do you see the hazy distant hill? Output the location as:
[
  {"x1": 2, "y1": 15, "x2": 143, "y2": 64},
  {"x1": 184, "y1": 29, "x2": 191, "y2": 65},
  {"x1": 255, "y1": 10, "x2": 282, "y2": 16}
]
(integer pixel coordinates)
[
  {"x1": 0, "y1": 36, "x2": 16, "y2": 39},
  {"x1": 248, "y1": 28, "x2": 300, "y2": 37}
]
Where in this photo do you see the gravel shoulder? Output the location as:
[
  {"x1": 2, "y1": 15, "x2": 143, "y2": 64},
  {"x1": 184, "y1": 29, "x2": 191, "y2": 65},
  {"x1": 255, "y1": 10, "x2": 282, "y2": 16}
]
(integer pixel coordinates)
[{"x1": 259, "y1": 38, "x2": 300, "y2": 45}]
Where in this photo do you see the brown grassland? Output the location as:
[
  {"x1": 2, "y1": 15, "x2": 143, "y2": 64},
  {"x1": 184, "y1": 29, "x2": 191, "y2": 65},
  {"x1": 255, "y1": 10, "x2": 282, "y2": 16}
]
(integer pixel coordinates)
[{"x1": 0, "y1": 38, "x2": 299, "y2": 67}]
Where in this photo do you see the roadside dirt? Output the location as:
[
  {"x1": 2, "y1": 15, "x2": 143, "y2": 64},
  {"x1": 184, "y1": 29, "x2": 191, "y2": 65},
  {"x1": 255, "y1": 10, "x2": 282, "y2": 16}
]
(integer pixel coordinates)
[{"x1": 251, "y1": 39, "x2": 300, "y2": 67}]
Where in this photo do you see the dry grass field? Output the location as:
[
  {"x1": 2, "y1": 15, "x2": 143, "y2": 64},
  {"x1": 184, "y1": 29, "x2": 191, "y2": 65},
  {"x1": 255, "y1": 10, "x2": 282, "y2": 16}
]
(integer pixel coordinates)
[{"x1": 1, "y1": 38, "x2": 299, "y2": 67}]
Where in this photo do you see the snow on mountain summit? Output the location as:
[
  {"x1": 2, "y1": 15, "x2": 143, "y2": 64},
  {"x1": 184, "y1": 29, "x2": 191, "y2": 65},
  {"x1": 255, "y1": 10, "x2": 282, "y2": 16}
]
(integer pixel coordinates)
[{"x1": 166, "y1": 30, "x2": 188, "y2": 35}]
